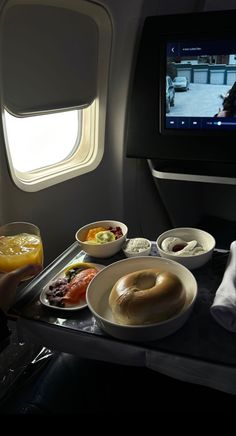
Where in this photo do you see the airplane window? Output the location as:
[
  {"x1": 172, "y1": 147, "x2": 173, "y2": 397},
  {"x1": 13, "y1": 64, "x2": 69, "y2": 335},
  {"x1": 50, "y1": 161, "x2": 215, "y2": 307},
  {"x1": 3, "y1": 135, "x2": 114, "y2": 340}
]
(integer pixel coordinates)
[
  {"x1": 2, "y1": 100, "x2": 100, "y2": 192},
  {"x1": 4, "y1": 109, "x2": 81, "y2": 172},
  {"x1": 0, "y1": 0, "x2": 111, "y2": 192}
]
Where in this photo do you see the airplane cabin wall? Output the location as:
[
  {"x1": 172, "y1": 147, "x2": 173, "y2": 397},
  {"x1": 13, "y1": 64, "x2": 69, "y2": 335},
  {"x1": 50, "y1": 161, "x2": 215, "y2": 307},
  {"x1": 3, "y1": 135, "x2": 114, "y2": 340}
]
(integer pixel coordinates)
[
  {"x1": 0, "y1": 0, "x2": 144, "y2": 265},
  {"x1": 0, "y1": 0, "x2": 235, "y2": 267}
]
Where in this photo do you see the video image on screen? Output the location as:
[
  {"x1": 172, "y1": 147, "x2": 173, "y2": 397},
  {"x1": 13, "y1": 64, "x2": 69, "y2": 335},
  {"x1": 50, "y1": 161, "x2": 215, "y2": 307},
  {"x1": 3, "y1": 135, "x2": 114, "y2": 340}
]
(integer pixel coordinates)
[{"x1": 165, "y1": 40, "x2": 236, "y2": 130}]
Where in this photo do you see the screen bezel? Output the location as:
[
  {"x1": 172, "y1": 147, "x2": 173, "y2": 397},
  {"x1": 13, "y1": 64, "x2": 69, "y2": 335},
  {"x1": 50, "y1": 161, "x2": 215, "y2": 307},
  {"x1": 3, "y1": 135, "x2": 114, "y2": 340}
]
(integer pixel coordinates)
[{"x1": 125, "y1": 10, "x2": 236, "y2": 166}]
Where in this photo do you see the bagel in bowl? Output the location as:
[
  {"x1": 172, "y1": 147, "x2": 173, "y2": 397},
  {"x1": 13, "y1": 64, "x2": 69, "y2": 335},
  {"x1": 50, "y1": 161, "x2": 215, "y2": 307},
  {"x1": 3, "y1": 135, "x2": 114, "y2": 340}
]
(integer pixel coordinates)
[
  {"x1": 86, "y1": 256, "x2": 198, "y2": 342},
  {"x1": 109, "y1": 268, "x2": 185, "y2": 325}
]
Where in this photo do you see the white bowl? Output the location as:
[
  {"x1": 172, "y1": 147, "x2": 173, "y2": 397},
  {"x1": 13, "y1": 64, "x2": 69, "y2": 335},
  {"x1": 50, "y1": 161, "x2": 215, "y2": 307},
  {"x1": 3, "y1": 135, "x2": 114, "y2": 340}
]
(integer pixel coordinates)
[
  {"x1": 122, "y1": 237, "x2": 152, "y2": 258},
  {"x1": 86, "y1": 256, "x2": 197, "y2": 342},
  {"x1": 75, "y1": 220, "x2": 128, "y2": 258},
  {"x1": 156, "y1": 227, "x2": 216, "y2": 270}
]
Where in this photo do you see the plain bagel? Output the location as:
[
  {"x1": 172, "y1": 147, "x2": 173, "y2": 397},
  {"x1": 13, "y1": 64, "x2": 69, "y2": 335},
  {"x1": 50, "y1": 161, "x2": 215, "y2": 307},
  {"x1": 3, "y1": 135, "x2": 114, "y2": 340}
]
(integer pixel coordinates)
[{"x1": 108, "y1": 268, "x2": 185, "y2": 325}]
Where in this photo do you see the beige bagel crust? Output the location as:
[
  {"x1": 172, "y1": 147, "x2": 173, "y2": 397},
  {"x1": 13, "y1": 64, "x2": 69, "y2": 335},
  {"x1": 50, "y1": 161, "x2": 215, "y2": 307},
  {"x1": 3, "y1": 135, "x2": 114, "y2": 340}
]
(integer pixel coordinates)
[{"x1": 108, "y1": 268, "x2": 186, "y2": 325}]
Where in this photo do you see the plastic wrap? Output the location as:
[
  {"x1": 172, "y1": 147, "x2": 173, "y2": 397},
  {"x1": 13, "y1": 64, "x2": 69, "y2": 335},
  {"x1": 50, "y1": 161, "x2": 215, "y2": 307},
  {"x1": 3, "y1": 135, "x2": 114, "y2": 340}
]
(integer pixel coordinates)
[{"x1": 0, "y1": 320, "x2": 54, "y2": 402}]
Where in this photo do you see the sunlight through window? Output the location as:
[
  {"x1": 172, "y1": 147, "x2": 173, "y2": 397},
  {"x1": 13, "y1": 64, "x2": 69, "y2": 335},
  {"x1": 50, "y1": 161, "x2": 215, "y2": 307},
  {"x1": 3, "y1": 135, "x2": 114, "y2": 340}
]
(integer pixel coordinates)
[{"x1": 4, "y1": 110, "x2": 81, "y2": 172}]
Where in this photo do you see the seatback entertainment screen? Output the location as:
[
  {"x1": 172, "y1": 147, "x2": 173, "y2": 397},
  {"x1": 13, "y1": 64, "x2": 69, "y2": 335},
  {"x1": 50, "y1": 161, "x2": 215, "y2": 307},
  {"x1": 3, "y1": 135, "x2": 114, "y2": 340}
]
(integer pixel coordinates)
[
  {"x1": 126, "y1": 10, "x2": 236, "y2": 166},
  {"x1": 165, "y1": 40, "x2": 236, "y2": 131}
]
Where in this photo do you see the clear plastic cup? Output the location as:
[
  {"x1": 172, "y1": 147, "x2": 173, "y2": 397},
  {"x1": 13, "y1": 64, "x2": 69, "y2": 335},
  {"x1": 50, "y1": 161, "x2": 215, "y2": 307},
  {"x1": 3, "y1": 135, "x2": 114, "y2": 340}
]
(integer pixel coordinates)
[{"x1": 0, "y1": 221, "x2": 44, "y2": 278}]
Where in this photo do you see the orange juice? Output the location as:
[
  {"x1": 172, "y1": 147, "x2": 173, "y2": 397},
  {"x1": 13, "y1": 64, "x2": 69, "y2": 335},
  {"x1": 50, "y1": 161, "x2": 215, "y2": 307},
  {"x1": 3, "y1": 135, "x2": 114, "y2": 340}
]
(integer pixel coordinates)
[{"x1": 0, "y1": 232, "x2": 43, "y2": 273}]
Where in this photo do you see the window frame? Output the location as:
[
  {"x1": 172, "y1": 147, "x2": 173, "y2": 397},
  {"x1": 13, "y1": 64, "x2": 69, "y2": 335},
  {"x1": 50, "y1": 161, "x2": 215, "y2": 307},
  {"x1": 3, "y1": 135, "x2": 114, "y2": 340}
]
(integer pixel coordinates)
[{"x1": 2, "y1": 102, "x2": 99, "y2": 190}]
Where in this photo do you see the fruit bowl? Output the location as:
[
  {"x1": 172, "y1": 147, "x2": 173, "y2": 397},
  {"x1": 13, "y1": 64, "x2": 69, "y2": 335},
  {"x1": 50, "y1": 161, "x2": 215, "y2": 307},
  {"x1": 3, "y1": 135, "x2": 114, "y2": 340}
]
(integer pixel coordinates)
[{"x1": 75, "y1": 219, "x2": 128, "y2": 258}]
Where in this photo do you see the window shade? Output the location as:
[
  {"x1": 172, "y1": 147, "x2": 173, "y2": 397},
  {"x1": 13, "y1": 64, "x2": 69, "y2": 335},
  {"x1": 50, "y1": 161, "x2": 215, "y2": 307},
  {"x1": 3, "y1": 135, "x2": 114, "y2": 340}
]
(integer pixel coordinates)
[{"x1": 0, "y1": 3, "x2": 98, "y2": 115}]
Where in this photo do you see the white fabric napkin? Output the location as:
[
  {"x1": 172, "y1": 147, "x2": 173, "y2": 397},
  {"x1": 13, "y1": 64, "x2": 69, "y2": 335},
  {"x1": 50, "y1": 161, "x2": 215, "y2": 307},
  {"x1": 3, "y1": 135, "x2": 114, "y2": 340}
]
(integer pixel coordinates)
[{"x1": 211, "y1": 241, "x2": 236, "y2": 332}]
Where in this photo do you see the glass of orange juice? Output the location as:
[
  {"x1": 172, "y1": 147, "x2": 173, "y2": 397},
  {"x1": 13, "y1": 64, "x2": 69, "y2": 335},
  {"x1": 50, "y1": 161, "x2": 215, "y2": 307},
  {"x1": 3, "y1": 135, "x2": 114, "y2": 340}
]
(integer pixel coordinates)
[{"x1": 0, "y1": 222, "x2": 43, "y2": 279}]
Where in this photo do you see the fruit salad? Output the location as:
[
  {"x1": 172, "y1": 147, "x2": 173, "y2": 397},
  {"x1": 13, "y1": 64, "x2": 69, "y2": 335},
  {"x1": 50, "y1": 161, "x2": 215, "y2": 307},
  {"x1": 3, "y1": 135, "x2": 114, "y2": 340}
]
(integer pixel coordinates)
[{"x1": 85, "y1": 226, "x2": 123, "y2": 244}]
